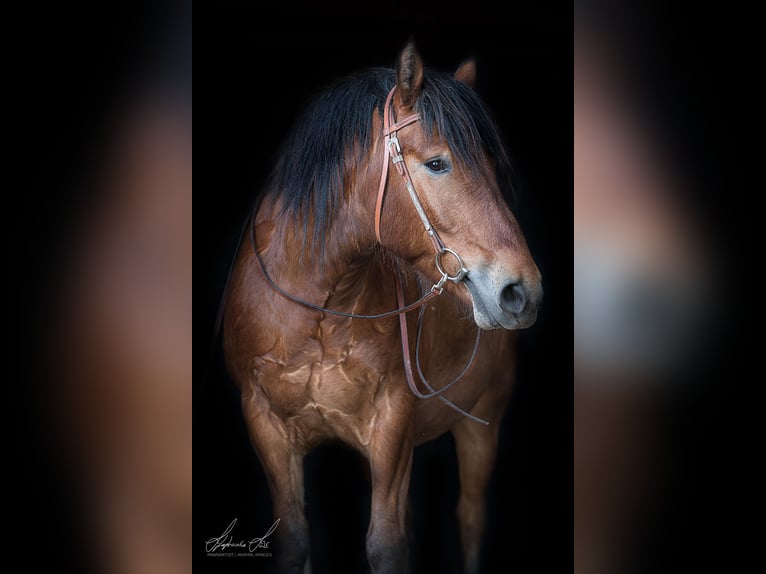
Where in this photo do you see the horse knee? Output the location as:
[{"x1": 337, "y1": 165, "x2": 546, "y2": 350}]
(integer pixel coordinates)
[
  {"x1": 276, "y1": 525, "x2": 310, "y2": 573},
  {"x1": 457, "y1": 493, "x2": 487, "y2": 574},
  {"x1": 366, "y1": 528, "x2": 408, "y2": 574},
  {"x1": 457, "y1": 492, "x2": 486, "y2": 534}
]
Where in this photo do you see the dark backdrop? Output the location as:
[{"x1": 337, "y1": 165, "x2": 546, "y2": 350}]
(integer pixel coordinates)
[{"x1": 195, "y1": 7, "x2": 572, "y2": 574}]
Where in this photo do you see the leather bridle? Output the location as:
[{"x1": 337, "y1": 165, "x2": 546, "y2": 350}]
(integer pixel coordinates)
[
  {"x1": 375, "y1": 86, "x2": 469, "y2": 288},
  {"x1": 250, "y1": 85, "x2": 487, "y2": 425}
]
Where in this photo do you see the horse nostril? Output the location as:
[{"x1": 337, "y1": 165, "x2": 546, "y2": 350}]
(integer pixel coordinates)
[{"x1": 499, "y1": 282, "x2": 528, "y2": 315}]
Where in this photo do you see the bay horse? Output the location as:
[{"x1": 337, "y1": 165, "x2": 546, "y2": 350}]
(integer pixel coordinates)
[{"x1": 223, "y1": 43, "x2": 542, "y2": 574}]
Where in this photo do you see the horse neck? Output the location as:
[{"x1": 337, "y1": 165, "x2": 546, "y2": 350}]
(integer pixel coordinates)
[
  {"x1": 257, "y1": 177, "x2": 381, "y2": 304},
  {"x1": 256, "y1": 119, "x2": 400, "y2": 308}
]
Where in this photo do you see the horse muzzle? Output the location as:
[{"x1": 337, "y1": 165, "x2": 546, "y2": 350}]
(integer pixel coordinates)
[{"x1": 463, "y1": 267, "x2": 543, "y2": 330}]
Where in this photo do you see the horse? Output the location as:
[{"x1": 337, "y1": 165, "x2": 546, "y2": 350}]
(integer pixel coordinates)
[{"x1": 223, "y1": 43, "x2": 542, "y2": 574}]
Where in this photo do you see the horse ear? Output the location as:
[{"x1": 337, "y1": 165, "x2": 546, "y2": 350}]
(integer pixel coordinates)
[
  {"x1": 454, "y1": 59, "x2": 477, "y2": 87},
  {"x1": 396, "y1": 42, "x2": 423, "y2": 108}
]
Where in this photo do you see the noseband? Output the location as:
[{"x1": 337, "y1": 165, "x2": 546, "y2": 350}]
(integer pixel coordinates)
[{"x1": 250, "y1": 85, "x2": 486, "y2": 425}]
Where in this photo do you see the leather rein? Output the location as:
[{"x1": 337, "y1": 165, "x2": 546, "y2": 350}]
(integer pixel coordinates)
[{"x1": 250, "y1": 85, "x2": 487, "y2": 425}]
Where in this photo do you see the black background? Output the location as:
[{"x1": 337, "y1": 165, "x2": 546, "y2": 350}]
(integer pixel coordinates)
[{"x1": 195, "y1": 6, "x2": 572, "y2": 574}]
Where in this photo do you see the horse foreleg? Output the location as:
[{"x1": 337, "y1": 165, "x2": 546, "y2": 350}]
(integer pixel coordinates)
[
  {"x1": 452, "y1": 414, "x2": 501, "y2": 574},
  {"x1": 366, "y1": 394, "x2": 414, "y2": 574},
  {"x1": 242, "y1": 384, "x2": 310, "y2": 574}
]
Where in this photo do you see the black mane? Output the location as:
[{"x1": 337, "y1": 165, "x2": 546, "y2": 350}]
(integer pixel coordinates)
[{"x1": 270, "y1": 67, "x2": 513, "y2": 254}]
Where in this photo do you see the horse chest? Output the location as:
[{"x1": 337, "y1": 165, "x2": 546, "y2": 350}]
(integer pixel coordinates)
[
  {"x1": 255, "y1": 311, "x2": 498, "y2": 448},
  {"x1": 250, "y1": 323, "x2": 401, "y2": 445}
]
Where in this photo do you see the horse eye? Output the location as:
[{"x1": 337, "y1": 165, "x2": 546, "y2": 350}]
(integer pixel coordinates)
[{"x1": 425, "y1": 158, "x2": 448, "y2": 173}]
